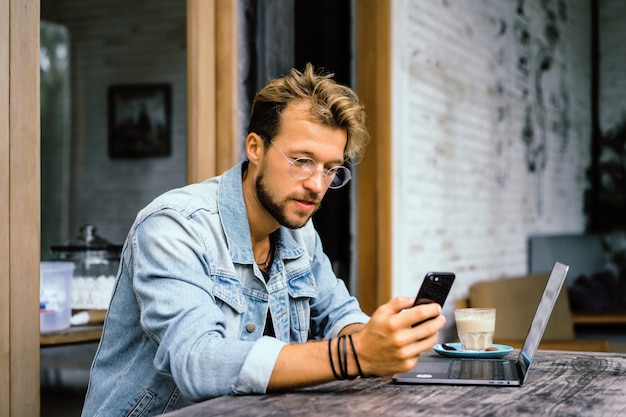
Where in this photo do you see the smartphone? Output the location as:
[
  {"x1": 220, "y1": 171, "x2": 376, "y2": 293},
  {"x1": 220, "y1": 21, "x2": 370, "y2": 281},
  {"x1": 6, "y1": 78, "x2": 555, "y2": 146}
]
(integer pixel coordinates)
[
  {"x1": 413, "y1": 271, "x2": 455, "y2": 307},
  {"x1": 412, "y1": 272, "x2": 455, "y2": 327}
]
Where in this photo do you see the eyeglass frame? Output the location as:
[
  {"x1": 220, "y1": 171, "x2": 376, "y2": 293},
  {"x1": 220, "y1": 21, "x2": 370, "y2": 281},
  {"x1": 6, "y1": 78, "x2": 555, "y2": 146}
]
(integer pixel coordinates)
[{"x1": 268, "y1": 140, "x2": 352, "y2": 189}]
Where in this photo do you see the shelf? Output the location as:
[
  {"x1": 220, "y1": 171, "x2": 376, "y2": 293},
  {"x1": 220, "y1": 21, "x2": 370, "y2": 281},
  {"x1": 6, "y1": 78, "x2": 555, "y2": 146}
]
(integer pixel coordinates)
[{"x1": 40, "y1": 325, "x2": 103, "y2": 347}]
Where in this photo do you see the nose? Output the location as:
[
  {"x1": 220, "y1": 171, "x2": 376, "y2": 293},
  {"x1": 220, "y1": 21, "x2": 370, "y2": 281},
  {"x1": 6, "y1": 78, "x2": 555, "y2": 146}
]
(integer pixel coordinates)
[{"x1": 302, "y1": 169, "x2": 327, "y2": 193}]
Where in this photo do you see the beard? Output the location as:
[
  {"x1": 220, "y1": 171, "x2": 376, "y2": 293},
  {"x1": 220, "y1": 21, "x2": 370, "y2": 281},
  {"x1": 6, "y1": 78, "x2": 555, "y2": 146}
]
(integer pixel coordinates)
[{"x1": 255, "y1": 172, "x2": 321, "y2": 229}]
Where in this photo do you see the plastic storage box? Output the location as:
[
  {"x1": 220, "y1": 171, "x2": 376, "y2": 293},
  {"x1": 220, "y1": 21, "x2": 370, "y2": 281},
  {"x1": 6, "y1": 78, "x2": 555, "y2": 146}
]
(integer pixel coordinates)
[{"x1": 40, "y1": 261, "x2": 75, "y2": 333}]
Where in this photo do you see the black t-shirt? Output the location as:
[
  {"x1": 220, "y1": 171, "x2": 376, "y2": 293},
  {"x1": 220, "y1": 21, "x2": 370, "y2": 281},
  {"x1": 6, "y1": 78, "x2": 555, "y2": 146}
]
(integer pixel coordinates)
[{"x1": 261, "y1": 270, "x2": 275, "y2": 337}]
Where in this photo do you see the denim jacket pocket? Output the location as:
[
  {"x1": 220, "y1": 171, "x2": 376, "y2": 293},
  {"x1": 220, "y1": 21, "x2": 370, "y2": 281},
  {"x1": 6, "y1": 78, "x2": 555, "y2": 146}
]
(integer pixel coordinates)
[
  {"x1": 212, "y1": 273, "x2": 247, "y2": 314},
  {"x1": 287, "y1": 271, "x2": 317, "y2": 299},
  {"x1": 287, "y1": 272, "x2": 317, "y2": 339}
]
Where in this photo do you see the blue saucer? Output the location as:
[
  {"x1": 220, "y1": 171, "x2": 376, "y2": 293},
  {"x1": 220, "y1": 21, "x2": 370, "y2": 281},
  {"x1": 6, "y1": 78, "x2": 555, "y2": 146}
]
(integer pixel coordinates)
[{"x1": 433, "y1": 343, "x2": 513, "y2": 359}]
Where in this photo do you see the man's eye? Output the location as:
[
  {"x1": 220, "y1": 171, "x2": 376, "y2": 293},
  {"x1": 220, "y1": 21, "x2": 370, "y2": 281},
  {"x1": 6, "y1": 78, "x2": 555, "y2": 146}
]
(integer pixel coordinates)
[{"x1": 294, "y1": 158, "x2": 316, "y2": 170}]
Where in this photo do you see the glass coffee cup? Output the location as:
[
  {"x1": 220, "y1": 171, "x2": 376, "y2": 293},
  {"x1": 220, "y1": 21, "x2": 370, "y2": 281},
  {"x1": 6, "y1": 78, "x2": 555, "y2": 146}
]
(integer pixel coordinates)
[{"x1": 454, "y1": 308, "x2": 496, "y2": 351}]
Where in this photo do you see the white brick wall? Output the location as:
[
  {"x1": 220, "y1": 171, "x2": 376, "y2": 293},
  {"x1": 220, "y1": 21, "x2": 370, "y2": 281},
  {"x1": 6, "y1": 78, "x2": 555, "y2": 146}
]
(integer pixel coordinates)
[
  {"x1": 391, "y1": 0, "x2": 592, "y2": 337},
  {"x1": 41, "y1": 0, "x2": 187, "y2": 245}
]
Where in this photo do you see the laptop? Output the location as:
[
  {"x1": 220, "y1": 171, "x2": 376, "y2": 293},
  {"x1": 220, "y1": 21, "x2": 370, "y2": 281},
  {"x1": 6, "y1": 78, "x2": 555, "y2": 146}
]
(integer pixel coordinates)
[{"x1": 393, "y1": 261, "x2": 569, "y2": 386}]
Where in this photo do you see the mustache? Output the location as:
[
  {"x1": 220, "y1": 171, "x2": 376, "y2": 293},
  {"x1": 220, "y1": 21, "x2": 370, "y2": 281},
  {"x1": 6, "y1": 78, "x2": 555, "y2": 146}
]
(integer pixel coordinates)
[{"x1": 291, "y1": 191, "x2": 322, "y2": 205}]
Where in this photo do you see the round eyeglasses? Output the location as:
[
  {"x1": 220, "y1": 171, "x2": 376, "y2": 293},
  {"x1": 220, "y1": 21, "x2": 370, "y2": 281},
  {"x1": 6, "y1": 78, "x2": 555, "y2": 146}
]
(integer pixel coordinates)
[{"x1": 270, "y1": 141, "x2": 352, "y2": 189}]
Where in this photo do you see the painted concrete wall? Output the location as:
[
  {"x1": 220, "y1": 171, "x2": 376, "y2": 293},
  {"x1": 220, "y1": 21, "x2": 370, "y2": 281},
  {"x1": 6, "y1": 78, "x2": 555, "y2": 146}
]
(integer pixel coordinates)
[{"x1": 390, "y1": 0, "x2": 593, "y2": 338}]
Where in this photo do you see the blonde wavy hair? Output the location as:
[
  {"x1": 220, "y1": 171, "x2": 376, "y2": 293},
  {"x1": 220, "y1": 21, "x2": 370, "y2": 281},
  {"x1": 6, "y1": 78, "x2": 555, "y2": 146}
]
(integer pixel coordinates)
[{"x1": 247, "y1": 63, "x2": 370, "y2": 164}]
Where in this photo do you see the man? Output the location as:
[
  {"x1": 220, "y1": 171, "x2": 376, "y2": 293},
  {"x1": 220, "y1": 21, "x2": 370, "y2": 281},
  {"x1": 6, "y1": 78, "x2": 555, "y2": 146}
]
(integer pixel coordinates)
[{"x1": 81, "y1": 64, "x2": 444, "y2": 417}]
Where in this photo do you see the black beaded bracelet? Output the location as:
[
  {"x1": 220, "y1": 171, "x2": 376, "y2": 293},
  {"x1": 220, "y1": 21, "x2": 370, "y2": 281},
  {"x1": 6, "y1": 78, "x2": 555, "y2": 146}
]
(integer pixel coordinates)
[
  {"x1": 336, "y1": 335, "x2": 346, "y2": 379},
  {"x1": 348, "y1": 334, "x2": 364, "y2": 378},
  {"x1": 328, "y1": 338, "x2": 341, "y2": 379},
  {"x1": 341, "y1": 335, "x2": 350, "y2": 379}
]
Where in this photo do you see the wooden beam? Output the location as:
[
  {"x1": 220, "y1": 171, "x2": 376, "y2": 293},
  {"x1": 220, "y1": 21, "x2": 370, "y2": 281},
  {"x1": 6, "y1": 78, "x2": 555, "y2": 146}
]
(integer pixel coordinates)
[{"x1": 356, "y1": 0, "x2": 392, "y2": 313}]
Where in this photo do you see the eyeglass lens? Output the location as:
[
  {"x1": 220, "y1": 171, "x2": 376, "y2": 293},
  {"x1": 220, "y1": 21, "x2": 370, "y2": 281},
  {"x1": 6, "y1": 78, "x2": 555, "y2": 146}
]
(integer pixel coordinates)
[
  {"x1": 269, "y1": 140, "x2": 351, "y2": 189},
  {"x1": 291, "y1": 159, "x2": 350, "y2": 189}
]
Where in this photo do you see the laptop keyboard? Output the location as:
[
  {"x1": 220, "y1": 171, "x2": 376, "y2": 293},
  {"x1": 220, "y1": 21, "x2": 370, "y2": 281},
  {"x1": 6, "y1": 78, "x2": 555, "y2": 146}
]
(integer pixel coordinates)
[{"x1": 450, "y1": 359, "x2": 512, "y2": 380}]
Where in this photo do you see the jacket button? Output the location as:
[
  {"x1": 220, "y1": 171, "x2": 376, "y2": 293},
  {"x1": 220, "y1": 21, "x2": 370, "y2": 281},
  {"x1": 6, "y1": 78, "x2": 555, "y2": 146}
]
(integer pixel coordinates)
[{"x1": 245, "y1": 322, "x2": 256, "y2": 333}]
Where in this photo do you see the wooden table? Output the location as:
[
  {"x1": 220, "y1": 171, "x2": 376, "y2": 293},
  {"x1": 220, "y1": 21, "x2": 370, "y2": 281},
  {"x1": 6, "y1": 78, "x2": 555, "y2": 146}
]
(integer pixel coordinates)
[{"x1": 160, "y1": 350, "x2": 626, "y2": 417}]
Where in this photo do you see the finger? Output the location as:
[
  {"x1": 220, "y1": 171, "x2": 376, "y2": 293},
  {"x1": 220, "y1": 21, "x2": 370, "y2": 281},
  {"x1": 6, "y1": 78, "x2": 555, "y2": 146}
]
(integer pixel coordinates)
[
  {"x1": 377, "y1": 296, "x2": 416, "y2": 315},
  {"x1": 405, "y1": 331, "x2": 442, "y2": 359},
  {"x1": 401, "y1": 303, "x2": 442, "y2": 327},
  {"x1": 389, "y1": 313, "x2": 445, "y2": 353},
  {"x1": 413, "y1": 314, "x2": 446, "y2": 338},
  {"x1": 384, "y1": 330, "x2": 442, "y2": 372},
  {"x1": 403, "y1": 314, "x2": 445, "y2": 344}
]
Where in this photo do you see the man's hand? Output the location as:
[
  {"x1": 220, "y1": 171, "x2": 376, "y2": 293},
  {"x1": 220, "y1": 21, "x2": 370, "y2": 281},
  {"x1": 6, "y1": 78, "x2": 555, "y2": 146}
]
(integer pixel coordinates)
[
  {"x1": 267, "y1": 297, "x2": 444, "y2": 390},
  {"x1": 351, "y1": 297, "x2": 445, "y2": 376}
]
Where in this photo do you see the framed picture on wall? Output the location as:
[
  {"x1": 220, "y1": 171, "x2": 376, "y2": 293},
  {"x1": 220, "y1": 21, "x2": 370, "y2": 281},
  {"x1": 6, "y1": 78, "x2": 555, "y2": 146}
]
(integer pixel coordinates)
[{"x1": 108, "y1": 83, "x2": 172, "y2": 158}]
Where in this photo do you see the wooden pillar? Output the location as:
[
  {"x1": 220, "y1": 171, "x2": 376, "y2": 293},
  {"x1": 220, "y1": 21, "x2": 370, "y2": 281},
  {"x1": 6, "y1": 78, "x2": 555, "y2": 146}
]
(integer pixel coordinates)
[
  {"x1": 356, "y1": 0, "x2": 392, "y2": 313},
  {"x1": 1, "y1": 0, "x2": 42, "y2": 416},
  {"x1": 187, "y1": 0, "x2": 239, "y2": 184}
]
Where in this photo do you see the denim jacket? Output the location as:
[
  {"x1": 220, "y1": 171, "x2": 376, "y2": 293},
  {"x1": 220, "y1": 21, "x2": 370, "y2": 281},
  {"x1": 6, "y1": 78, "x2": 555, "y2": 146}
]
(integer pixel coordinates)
[{"x1": 81, "y1": 162, "x2": 369, "y2": 417}]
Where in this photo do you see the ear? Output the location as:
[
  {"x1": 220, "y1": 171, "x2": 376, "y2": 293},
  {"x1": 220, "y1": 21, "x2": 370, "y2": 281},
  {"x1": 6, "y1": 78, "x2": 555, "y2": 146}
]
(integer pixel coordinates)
[{"x1": 245, "y1": 132, "x2": 266, "y2": 163}]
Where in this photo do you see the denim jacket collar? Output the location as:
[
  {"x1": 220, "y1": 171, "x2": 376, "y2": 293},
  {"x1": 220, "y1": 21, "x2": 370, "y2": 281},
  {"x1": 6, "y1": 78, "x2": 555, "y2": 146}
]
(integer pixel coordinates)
[{"x1": 218, "y1": 161, "x2": 305, "y2": 266}]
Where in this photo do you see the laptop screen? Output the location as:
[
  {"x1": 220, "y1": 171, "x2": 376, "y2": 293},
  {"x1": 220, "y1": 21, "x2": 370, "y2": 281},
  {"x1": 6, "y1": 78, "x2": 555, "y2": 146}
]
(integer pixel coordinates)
[{"x1": 517, "y1": 262, "x2": 569, "y2": 382}]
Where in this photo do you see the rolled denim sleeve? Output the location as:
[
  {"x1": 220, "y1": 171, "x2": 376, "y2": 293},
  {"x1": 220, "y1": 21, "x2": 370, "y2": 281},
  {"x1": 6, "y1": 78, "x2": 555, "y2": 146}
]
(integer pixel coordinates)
[
  {"x1": 326, "y1": 310, "x2": 370, "y2": 338},
  {"x1": 231, "y1": 336, "x2": 287, "y2": 394}
]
